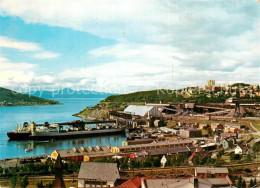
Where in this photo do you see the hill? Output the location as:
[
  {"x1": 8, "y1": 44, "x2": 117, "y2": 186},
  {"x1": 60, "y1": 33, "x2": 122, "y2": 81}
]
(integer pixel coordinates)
[
  {"x1": 25, "y1": 88, "x2": 115, "y2": 99},
  {"x1": 103, "y1": 89, "x2": 229, "y2": 105},
  {"x1": 0, "y1": 87, "x2": 60, "y2": 106},
  {"x1": 75, "y1": 89, "x2": 229, "y2": 120}
]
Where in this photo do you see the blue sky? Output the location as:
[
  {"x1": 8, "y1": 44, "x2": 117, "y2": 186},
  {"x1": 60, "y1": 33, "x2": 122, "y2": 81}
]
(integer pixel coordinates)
[{"x1": 0, "y1": 0, "x2": 259, "y2": 93}]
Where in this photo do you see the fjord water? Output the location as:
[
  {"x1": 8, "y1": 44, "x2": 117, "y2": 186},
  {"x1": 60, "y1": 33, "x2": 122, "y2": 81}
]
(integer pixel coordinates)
[{"x1": 0, "y1": 98, "x2": 126, "y2": 159}]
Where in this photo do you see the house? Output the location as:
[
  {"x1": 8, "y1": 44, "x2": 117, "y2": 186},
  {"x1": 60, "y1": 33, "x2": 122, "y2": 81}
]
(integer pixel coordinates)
[
  {"x1": 180, "y1": 128, "x2": 202, "y2": 138},
  {"x1": 234, "y1": 145, "x2": 243, "y2": 155},
  {"x1": 195, "y1": 167, "x2": 229, "y2": 178},
  {"x1": 221, "y1": 132, "x2": 237, "y2": 139},
  {"x1": 141, "y1": 177, "x2": 232, "y2": 188},
  {"x1": 197, "y1": 143, "x2": 218, "y2": 151},
  {"x1": 160, "y1": 127, "x2": 179, "y2": 135},
  {"x1": 234, "y1": 145, "x2": 251, "y2": 155},
  {"x1": 117, "y1": 177, "x2": 141, "y2": 188},
  {"x1": 220, "y1": 139, "x2": 230, "y2": 149},
  {"x1": 199, "y1": 123, "x2": 208, "y2": 130},
  {"x1": 123, "y1": 105, "x2": 162, "y2": 118},
  {"x1": 224, "y1": 125, "x2": 240, "y2": 133},
  {"x1": 78, "y1": 162, "x2": 120, "y2": 188},
  {"x1": 210, "y1": 123, "x2": 224, "y2": 132}
]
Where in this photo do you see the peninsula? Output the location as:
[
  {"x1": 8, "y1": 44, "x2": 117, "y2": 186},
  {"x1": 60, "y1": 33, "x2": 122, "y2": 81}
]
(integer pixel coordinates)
[{"x1": 0, "y1": 87, "x2": 60, "y2": 106}]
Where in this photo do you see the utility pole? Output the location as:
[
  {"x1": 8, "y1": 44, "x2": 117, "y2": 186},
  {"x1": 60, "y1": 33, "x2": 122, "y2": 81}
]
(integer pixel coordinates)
[{"x1": 172, "y1": 56, "x2": 174, "y2": 91}]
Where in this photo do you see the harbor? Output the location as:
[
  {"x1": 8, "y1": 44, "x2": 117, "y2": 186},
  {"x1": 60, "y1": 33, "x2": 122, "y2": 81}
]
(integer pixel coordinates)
[{"x1": 0, "y1": 98, "x2": 127, "y2": 159}]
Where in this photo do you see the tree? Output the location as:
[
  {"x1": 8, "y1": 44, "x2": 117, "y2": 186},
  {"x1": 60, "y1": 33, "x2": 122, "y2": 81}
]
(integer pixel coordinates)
[
  {"x1": 245, "y1": 154, "x2": 252, "y2": 162},
  {"x1": 237, "y1": 176, "x2": 242, "y2": 188},
  {"x1": 242, "y1": 179, "x2": 246, "y2": 188},
  {"x1": 20, "y1": 175, "x2": 29, "y2": 188},
  {"x1": 214, "y1": 159, "x2": 224, "y2": 167},
  {"x1": 11, "y1": 176, "x2": 18, "y2": 188},
  {"x1": 152, "y1": 157, "x2": 161, "y2": 167},
  {"x1": 253, "y1": 177, "x2": 257, "y2": 186},
  {"x1": 37, "y1": 180, "x2": 44, "y2": 188},
  {"x1": 250, "y1": 179, "x2": 254, "y2": 188}
]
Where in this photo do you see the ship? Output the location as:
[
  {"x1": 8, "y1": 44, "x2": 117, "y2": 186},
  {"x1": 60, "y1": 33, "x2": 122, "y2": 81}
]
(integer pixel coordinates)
[
  {"x1": 7, "y1": 122, "x2": 31, "y2": 140},
  {"x1": 7, "y1": 120, "x2": 126, "y2": 141}
]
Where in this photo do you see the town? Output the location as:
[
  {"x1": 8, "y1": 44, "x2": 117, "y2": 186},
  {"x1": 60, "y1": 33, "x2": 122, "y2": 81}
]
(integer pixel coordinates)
[{"x1": 0, "y1": 81, "x2": 259, "y2": 188}]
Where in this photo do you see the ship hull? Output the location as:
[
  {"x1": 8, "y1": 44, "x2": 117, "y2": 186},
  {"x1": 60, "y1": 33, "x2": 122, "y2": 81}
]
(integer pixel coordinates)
[
  {"x1": 29, "y1": 128, "x2": 125, "y2": 140},
  {"x1": 7, "y1": 132, "x2": 31, "y2": 140}
]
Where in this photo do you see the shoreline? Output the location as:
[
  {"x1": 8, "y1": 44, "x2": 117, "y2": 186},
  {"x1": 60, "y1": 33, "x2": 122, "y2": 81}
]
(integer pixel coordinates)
[{"x1": 0, "y1": 102, "x2": 61, "y2": 107}]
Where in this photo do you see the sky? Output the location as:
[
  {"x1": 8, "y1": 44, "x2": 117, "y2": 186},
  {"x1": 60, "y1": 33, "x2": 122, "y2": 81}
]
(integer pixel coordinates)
[{"x1": 0, "y1": 0, "x2": 259, "y2": 93}]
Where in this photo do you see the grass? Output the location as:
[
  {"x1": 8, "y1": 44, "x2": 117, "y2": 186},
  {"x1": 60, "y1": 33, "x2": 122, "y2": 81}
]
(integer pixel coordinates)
[
  {"x1": 221, "y1": 155, "x2": 230, "y2": 163},
  {"x1": 166, "y1": 121, "x2": 177, "y2": 128},
  {"x1": 253, "y1": 124, "x2": 260, "y2": 131},
  {"x1": 202, "y1": 129, "x2": 208, "y2": 136}
]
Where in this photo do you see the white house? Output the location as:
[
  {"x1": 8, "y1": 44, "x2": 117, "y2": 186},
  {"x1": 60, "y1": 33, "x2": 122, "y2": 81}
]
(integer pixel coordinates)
[
  {"x1": 161, "y1": 155, "x2": 167, "y2": 168},
  {"x1": 234, "y1": 145, "x2": 243, "y2": 155}
]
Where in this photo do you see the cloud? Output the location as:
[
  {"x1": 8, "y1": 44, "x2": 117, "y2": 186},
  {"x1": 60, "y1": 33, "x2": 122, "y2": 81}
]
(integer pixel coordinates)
[
  {"x1": 57, "y1": 42, "x2": 260, "y2": 92},
  {"x1": 0, "y1": 56, "x2": 56, "y2": 87},
  {"x1": 33, "y1": 51, "x2": 61, "y2": 59},
  {"x1": 0, "y1": 36, "x2": 41, "y2": 51},
  {"x1": 0, "y1": 36, "x2": 61, "y2": 59},
  {"x1": 0, "y1": 0, "x2": 259, "y2": 91}
]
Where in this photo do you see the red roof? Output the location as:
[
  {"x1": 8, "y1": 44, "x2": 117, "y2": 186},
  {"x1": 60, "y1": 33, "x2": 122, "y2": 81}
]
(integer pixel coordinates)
[
  {"x1": 129, "y1": 153, "x2": 138, "y2": 159},
  {"x1": 117, "y1": 177, "x2": 142, "y2": 188}
]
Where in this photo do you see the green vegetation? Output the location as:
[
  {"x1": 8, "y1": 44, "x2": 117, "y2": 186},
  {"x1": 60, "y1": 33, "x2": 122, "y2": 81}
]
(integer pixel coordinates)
[
  {"x1": 253, "y1": 124, "x2": 260, "y2": 131},
  {"x1": 0, "y1": 87, "x2": 60, "y2": 106},
  {"x1": 77, "y1": 85, "x2": 260, "y2": 119},
  {"x1": 93, "y1": 153, "x2": 191, "y2": 169},
  {"x1": 104, "y1": 90, "x2": 231, "y2": 105},
  {"x1": 232, "y1": 83, "x2": 251, "y2": 87},
  {"x1": 0, "y1": 161, "x2": 81, "y2": 178}
]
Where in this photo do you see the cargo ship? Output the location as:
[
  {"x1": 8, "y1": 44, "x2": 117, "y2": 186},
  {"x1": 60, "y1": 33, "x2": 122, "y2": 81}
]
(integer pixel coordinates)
[{"x1": 7, "y1": 120, "x2": 126, "y2": 141}]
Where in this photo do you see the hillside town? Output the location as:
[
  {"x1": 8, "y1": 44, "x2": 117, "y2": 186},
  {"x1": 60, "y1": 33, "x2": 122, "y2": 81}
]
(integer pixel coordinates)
[{"x1": 0, "y1": 81, "x2": 260, "y2": 188}]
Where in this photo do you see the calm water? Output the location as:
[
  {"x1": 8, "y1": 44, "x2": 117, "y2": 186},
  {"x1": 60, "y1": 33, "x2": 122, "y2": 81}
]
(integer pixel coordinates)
[{"x1": 0, "y1": 98, "x2": 126, "y2": 159}]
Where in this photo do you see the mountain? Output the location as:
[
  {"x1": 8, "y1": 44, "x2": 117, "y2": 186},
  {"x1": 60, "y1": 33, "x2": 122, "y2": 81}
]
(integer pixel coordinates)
[
  {"x1": 25, "y1": 88, "x2": 116, "y2": 99},
  {"x1": 0, "y1": 87, "x2": 60, "y2": 106}
]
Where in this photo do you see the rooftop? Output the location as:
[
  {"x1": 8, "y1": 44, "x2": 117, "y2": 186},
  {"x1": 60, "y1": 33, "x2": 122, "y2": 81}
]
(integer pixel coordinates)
[
  {"x1": 117, "y1": 140, "x2": 193, "y2": 150},
  {"x1": 123, "y1": 105, "x2": 154, "y2": 116},
  {"x1": 117, "y1": 177, "x2": 142, "y2": 188},
  {"x1": 78, "y1": 162, "x2": 120, "y2": 182},
  {"x1": 54, "y1": 146, "x2": 112, "y2": 158},
  {"x1": 195, "y1": 167, "x2": 229, "y2": 174}
]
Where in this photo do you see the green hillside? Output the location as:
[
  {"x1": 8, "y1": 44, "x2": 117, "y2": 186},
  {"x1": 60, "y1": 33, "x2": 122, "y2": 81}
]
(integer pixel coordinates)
[
  {"x1": 76, "y1": 90, "x2": 229, "y2": 120},
  {"x1": 103, "y1": 89, "x2": 228, "y2": 105},
  {"x1": 0, "y1": 87, "x2": 60, "y2": 106}
]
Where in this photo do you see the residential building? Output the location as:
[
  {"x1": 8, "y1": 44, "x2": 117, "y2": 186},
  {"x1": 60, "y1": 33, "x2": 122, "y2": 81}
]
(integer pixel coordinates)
[
  {"x1": 220, "y1": 139, "x2": 230, "y2": 149},
  {"x1": 199, "y1": 123, "x2": 208, "y2": 130},
  {"x1": 210, "y1": 123, "x2": 224, "y2": 132},
  {"x1": 220, "y1": 132, "x2": 237, "y2": 139},
  {"x1": 195, "y1": 167, "x2": 229, "y2": 178},
  {"x1": 180, "y1": 128, "x2": 202, "y2": 138},
  {"x1": 234, "y1": 144, "x2": 251, "y2": 155},
  {"x1": 117, "y1": 177, "x2": 141, "y2": 188},
  {"x1": 78, "y1": 162, "x2": 120, "y2": 188},
  {"x1": 234, "y1": 145, "x2": 243, "y2": 155}
]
